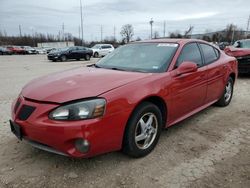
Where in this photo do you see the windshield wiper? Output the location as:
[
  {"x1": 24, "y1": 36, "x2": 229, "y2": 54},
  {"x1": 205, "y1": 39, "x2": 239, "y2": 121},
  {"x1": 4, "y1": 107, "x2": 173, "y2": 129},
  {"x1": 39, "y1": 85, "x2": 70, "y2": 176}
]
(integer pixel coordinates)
[
  {"x1": 87, "y1": 64, "x2": 101, "y2": 68},
  {"x1": 109, "y1": 67, "x2": 126, "y2": 71}
]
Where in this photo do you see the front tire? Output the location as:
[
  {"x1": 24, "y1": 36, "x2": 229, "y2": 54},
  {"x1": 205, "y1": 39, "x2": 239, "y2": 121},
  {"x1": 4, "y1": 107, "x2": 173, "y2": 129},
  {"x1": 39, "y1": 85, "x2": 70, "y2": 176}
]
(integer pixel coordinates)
[
  {"x1": 60, "y1": 55, "x2": 67, "y2": 62},
  {"x1": 215, "y1": 77, "x2": 234, "y2": 107},
  {"x1": 123, "y1": 102, "x2": 162, "y2": 158}
]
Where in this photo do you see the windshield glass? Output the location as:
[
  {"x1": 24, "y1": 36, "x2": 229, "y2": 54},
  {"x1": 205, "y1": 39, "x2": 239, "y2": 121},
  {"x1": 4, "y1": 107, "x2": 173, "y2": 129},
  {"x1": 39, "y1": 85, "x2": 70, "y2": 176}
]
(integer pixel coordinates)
[
  {"x1": 55, "y1": 47, "x2": 69, "y2": 52},
  {"x1": 96, "y1": 43, "x2": 178, "y2": 73},
  {"x1": 241, "y1": 40, "x2": 250, "y2": 48},
  {"x1": 92, "y1": 45, "x2": 101, "y2": 49}
]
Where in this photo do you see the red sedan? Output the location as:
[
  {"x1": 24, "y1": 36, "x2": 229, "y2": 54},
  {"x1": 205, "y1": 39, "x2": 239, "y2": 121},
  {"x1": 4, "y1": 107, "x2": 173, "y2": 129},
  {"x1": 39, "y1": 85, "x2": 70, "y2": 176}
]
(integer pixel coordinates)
[{"x1": 10, "y1": 39, "x2": 238, "y2": 158}]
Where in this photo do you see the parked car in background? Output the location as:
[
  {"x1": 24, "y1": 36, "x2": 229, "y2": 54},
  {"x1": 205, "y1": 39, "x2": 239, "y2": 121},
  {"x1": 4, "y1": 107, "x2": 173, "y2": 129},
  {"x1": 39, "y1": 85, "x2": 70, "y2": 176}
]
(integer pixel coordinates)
[
  {"x1": 34, "y1": 47, "x2": 47, "y2": 54},
  {"x1": 0, "y1": 46, "x2": 13, "y2": 55},
  {"x1": 218, "y1": 42, "x2": 230, "y2": 50},
  {"x1": 21, "y1": 46, "x2": 38, "y2": 54},
  {"x1": 7, "y1": 46, "x2": 26, "y2": 55},
  {"x1": 91, "y1": 44, "x2": 114, "y2": 57},
  {"x1": 45, "y1": 47, "x2": 56, "y2": 54},
  {"x1": 224, "y1": 39, "x2": 250, "y2": 74},
  {"x1": 47, "y1": 46, "x2": 93, "y2": 62},
  {"x1": 10, "y1": 39, "x2": 237, "y2": 158}
]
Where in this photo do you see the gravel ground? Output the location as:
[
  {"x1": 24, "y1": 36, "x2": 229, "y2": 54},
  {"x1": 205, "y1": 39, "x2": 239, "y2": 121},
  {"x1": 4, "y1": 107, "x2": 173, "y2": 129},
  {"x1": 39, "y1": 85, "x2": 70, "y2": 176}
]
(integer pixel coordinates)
[{"x1": 0, "y1": 55, "x2": 249, "y2": 188}]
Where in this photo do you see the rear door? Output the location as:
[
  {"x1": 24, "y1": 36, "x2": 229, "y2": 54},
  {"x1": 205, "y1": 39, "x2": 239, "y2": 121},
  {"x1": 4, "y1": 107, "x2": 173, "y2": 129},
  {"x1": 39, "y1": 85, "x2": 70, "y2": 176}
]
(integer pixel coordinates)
[
  {"x1": 100, "y1": 45, "x2": 111, "y2": 56},
  {"x1": 198, "y1": 43, "x2": 225, "y2": 103},
  {"x1": 168, "y1": 43, "x2": 207, "y2": 123}
]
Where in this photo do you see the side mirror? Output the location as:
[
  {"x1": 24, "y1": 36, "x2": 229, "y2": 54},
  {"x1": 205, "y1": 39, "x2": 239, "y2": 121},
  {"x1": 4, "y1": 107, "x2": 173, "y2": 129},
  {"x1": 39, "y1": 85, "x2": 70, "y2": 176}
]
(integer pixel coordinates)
[{"x1": 176, "y1": 61, "x2": 198, "y2": 76}]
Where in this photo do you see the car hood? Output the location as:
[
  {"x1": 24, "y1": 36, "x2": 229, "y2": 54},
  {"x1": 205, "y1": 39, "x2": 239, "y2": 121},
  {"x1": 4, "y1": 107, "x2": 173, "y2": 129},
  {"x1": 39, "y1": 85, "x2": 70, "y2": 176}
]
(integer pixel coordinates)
[
  {"x1": 224, "y1": 47, "x2": 250, "y2": 57},
  {"x1": 22, "y1": 67, "x2": 151, "y2": 103}
]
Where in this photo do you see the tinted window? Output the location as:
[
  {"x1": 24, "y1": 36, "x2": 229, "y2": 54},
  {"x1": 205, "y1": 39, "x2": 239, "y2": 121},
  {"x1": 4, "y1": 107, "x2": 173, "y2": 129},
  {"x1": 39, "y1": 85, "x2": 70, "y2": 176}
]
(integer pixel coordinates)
[
  {"x1": 177, "y1": 43, "x2": 202, "y2": 67},
  {"x1": 200, "y1": 44, "x2": 218, "y2": 64}
]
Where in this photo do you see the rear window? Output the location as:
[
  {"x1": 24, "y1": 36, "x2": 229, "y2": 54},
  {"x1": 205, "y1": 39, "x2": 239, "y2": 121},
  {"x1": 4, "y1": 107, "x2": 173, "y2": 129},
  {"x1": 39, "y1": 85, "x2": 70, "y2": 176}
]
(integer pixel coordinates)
[{"x1": 200, "y1": 43, "x2": 218, "y2": 64}]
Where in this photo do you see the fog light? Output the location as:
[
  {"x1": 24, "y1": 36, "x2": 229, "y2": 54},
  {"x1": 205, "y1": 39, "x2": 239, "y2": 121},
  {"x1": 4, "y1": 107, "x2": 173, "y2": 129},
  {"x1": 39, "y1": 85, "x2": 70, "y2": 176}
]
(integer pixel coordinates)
[{"x1": 75, "y1": 139, "x2": 90, "y2": 153}]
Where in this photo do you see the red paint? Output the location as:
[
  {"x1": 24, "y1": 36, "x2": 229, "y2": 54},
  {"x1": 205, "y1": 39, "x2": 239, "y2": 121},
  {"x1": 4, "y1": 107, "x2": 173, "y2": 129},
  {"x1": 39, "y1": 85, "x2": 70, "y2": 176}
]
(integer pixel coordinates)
[
  {"x1": 11, "y1": 39, "x2": 238, "y2": 158},
  {"x1": 224, "y1": 46, "x2": 250, "y2": 57}
]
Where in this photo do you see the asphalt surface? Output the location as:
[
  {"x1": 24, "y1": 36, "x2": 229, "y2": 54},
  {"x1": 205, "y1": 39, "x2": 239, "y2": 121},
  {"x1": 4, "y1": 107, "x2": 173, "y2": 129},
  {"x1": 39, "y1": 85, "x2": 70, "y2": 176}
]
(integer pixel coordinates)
[{"x1": 0, "y1": 55, "x2": 249, "y2": 188}]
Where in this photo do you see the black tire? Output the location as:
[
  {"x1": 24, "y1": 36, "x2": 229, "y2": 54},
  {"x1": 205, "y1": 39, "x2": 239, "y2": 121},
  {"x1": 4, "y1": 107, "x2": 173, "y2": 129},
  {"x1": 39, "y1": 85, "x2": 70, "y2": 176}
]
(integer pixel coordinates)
[
  {"x1": 52, "y1": 60, "x2": 56, "y2": 62},
  {"x1": 76, "y1": 58, "x2": 80, "y2": 61},
  {"x1": 123, "y1": 102, "x2": 162, "y2": 158},
  {"x1": 94, "y1": 52, "x2": 99, "y2": 58},
  {"x1": 85, "y1": 54, "x2": 90, "y2": 61},
  {"x1": 215, "y1": 77, "x2": 234, "y2": 107},
  {"x1": 60, "y1": 55, "x2": 67, "y2": 62},
  {"x1": 0, "y1": 52, "x2": 3, "y2": 55}
]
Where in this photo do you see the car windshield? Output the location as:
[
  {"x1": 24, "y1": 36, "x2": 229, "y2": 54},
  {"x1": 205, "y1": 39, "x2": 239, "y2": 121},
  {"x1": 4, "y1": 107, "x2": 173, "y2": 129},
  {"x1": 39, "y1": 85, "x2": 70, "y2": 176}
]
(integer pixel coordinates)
[
  {"x1": 241, "y1": 40, "x2": 250, "y2": 48},
  {"x1": 96, "y1": 43, "x2": 178, "y2": 73},
  {"x1": 92, "y1": 45, "x2": 101, "y2": 49},
  {"x1": 56, "y1": 47, "x2": 70, "y2": 52}
]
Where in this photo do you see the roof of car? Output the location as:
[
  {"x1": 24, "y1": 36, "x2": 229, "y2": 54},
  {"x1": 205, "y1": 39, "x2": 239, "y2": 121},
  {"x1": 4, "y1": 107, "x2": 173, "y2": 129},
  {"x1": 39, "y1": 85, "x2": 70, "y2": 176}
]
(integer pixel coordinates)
[{"x1": 133, "y1": 38, "x2": 206, "y2": 45}]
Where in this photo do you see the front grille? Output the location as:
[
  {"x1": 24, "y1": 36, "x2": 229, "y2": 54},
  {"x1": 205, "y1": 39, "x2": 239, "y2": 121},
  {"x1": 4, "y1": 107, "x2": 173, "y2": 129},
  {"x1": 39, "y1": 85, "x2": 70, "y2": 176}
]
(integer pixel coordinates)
[{"x1": 18, "y1": 105, "x2": 36, "y2": 120}]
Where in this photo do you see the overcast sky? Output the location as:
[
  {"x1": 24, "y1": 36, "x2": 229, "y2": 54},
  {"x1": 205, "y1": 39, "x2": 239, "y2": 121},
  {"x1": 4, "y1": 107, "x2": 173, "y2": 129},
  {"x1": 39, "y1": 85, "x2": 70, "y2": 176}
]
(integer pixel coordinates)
[{"x1": 0, "y1": 0, "x2": 249, "y2": 41}]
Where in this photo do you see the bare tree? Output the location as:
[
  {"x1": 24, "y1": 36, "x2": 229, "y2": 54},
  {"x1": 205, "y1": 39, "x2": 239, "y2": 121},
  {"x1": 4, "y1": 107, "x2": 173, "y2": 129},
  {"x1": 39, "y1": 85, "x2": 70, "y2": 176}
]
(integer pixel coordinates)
[
  {"x1": 184, "y1": 26, "x2": 194, "y2": 38},
  {"x1": 120, "y1": 24, "x2": 134, "y2": 43}
]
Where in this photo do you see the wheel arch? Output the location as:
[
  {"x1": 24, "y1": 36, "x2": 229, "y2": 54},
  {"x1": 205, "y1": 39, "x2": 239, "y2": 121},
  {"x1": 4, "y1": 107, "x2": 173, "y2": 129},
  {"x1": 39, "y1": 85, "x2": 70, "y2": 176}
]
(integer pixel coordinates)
[{"x1": 121, "y1": 95, "x2": 168, "y2": 153}]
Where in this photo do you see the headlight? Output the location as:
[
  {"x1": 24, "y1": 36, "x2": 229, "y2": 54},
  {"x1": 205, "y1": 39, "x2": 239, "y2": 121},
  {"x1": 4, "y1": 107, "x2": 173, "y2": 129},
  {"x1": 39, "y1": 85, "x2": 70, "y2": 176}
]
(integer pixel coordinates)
[{"x1": 49, "y1": 98, "x2": 106, "y2": 120}]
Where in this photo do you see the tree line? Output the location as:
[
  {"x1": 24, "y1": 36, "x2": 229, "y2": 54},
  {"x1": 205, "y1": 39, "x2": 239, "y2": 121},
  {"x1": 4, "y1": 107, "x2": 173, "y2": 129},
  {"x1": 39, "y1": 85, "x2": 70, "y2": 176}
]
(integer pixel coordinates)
[{"x1": 0, "y1": 23, "x2": 249, "y2": 47}]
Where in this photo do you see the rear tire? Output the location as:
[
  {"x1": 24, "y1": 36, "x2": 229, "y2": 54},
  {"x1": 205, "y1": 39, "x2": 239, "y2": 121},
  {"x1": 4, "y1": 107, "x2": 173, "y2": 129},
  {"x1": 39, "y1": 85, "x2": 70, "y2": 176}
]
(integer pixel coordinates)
[
  {"x1": 215, "y1": 77, "x2": 234, "y2": 107},
  {"x1": 123, "y1": 102, "x2": 162, "y2": 158},
  {"x1": 85, "y1": 54, "x2": 90, "y2": 61}
]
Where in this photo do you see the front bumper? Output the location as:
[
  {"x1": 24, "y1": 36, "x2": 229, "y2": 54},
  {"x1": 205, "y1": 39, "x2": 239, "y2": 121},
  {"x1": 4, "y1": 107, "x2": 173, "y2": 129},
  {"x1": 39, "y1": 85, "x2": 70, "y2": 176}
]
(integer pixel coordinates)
[
  {"x1": 10, "y1": 97, "x2": 130, "y2": 158},
  {"x1": 47, "y1": 55, "x2": 60, "y2": 60}
]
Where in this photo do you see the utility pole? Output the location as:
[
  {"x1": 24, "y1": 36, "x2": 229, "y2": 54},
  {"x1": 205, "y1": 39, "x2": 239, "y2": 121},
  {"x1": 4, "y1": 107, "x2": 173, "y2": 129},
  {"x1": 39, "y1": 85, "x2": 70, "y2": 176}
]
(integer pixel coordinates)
[
  {"x1": 246, "y1": 15, "x2": 250, "y2": 38},
  {"x1": 231, "y1": 26, "x2": 235, "y2": 44},
  {"x1": 101, "y1": 25, "x2": 103, "y2": 42},
  {"x1": 149, "y1": 18, "x2": 154, "y2": 39},
  {"x1": 163, "y1": 20, "x2": 166, "y2": 38},
  {"x1": 62, "y1": 23, "x2": 65, "y2": 41},
  {"x1": 113, "y1": 25, "x2": 116, "y2": 41},
  {"x1": 19, "y1": 25, "x2": 22, "y2": 37},
  {"x1": 78, "y1": 25, "x2": 81, "y2": 39},
  {"x1": 80, "y1": 0, "x2": 84, "y2": 45}
]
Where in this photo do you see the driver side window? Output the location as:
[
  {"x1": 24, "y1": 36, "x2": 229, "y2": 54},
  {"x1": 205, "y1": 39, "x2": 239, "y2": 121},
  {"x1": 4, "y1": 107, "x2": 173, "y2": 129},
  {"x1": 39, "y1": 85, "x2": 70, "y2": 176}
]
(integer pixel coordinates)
[{"x1": 176, "y1": 43, "x2": 202, "y2": 67}]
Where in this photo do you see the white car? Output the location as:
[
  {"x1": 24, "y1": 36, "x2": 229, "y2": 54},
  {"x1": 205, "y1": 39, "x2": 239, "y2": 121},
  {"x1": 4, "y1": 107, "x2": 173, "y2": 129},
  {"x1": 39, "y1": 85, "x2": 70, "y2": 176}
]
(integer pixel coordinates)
[
  {"x1": 34, "y1": 47, "x2": 47, "y2": 54},
  {"x1": 91, "y1": 44, "x2": 114, "y2": 58}
]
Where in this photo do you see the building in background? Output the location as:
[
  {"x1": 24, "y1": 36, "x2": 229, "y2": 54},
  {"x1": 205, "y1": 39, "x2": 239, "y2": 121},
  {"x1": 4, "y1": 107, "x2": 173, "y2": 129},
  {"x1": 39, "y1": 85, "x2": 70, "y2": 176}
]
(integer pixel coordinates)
[{"x1": 37, "y1": 41, "x2": 74, "y2": 48}]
